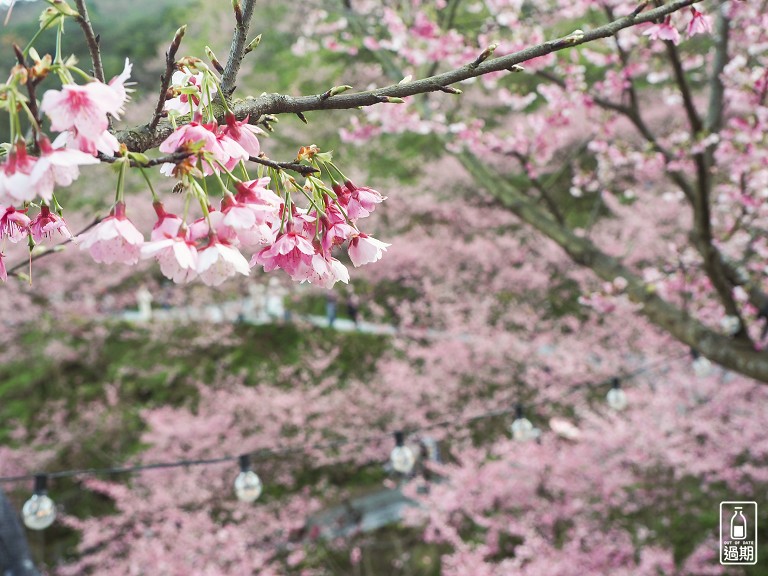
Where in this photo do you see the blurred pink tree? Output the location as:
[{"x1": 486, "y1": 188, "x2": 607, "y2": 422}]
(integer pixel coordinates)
[{"x1": 2, "y1": 1, "x2": 767, "y2": 575}]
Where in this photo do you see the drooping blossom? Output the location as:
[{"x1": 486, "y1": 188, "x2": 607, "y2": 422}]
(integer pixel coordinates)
[
  {"x1": 319, "y1": 197, "x2": 355, "y2": 252},
  {"x1": 77, "y1": 201, "x2": 144, "y2": 265},
  {"x1": 220, "y1": 195, "x2": 277, "y2": 248},
  {"x1": 687, "y1": 8, "x2": 712, "y2": 37},
  {"x1": 337, "y1": 180, "x2": 386, "y2": 220},
  {"x1": 40, "y1": 60, "x2": 131, "y2": 143},
  {"x1": 347, "y1": 233, "x2": 390, "y2": 267},
  {"x1": 305, "y1": 251, "x2": 350, "y2": 288},
  {"x1": 27, "y1": 136, "x2": 100, "y2": 202},
  {"x1": 29, "y1": 205, "x2": 71, "y2": 242},
  {"x1": 159, "y1": 120, "x2": 225, "y2": 176},
  {"x1": 141, "y1": 231, "x2": 198, "y2": 284},
  {"x1": 196, "y1": 234, "x2": 250, "y2": 286},
  {"x1": 643, "y1": 17, "x2": 680, "y2": 45},
  {"x1": 221, "y1": 114, "x2": 263, "y2": 157},
  {"x1": 150, "y1": 202, "x2": 184, "y2": 241},
  {"x1": 0, "y1": 141, "x2": 37, "y2": 203},
  {"x1": 0, "y1": 205, "x2": 30, "y2": 243},
  {"x1": 251, "y1": 228, "x2": 316, "y2": 280}
]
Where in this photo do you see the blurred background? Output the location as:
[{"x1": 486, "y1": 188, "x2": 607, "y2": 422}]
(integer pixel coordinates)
[{"x1": 0, "y1": 1, "x2": 766, "y2": 574}]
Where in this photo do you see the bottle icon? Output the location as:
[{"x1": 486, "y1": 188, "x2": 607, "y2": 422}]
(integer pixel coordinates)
[{"x1": 731, "y1": 507, "x2": 747, "y2": 540}]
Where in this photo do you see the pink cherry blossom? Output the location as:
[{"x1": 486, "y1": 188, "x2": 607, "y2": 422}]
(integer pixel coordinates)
[
  {"x1": 0, "y1": 251, "x2": 6, "y2": 282},
  {"x1": 0, "y1": 204, "x2": 30, "y2": 243},
  {"x1": 196, "y1": 235, "x2": 250, "y2": 286},
  {"x1": 221, "y1": 114, "x2": 263, "y2": 157},
  {"x1": 150, "y1": 202, "x2": 184, "y2": 241},
  {"x1": 159, "y1": 120, "x2": 225, "y2": 176},
  {"x1": 687, "y1": 8, "x2": 712, "y2": 37},
  {"x1": 40, "y1": 72, "x2": 127, "y2": 140},
  {"x1": 348, "y1": 233, "x2": 390, "y2": 267},
  {"x1": 0, "y1": 141, "x2": 37, "y2": 204},
  {"x1": 27, "y1": 136, "x2": 100, "y2": 202},
  {"x1": 29, "y1": 205, "x2": 71, "y2": 242},
  {"x1": 77, "y1": 202, "x2": 144, "y2": 265},
  {"x1": 306, "y1": 251, "x2": 350, "y2": 288},
  {"x1": 643, "y1": 18, "x2": 681, "y2": 45},
  {"x1": 141, "y1": 234, "x2": 199, "y2": 284},
  {"x1": 164, "y1": 70, "x2": 215, "y2": 114},
  {"x1": 338, "y1": 180, "x2": 387, "y2": 221},
  {"x1": 251, "y1": 229, "x2": 316, "y2": 280},
  {"x1": 220, "y1": 196, "x2": 277, "y2": 248}
]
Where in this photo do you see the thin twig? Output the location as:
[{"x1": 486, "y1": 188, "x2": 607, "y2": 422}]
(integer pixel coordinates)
[
  {"x1": 6, "y1": 216, "x2": 103, "y2": 277},
  {"x1": 249, "y1": 155, "x2": 319, "y2": 176},
  {"x1": 97, "y1": 151, "x2": 194, "y2": 168},
  {"x1": 149, "y1": 25, "x2": 186, "y2": 133},
  {"x1": 13, "y1": 44, "x2": 41, "y2": 134},
  {"x1": 73, "y1": 0, "x2": 105, "y2": 83},
  {"x1": 115, "y1": 0, "x2": 696, "y2": 154},
  {"x1": 220, "y1": 0, "x2": 258, "y2": 97}
]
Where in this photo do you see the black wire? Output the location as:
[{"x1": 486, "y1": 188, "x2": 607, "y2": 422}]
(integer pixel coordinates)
[{"x1": 0, "y1": 352, "x2": 689, "y2": 485}]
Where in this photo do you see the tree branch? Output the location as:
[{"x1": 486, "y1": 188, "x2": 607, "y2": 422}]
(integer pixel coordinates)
[
  {"x1": 664, "y1": 40, "x2": 703, "y2": 134},
  {"x1": 458, "y1": 152, "x2": 768, "y2": 383},
  {"x1": 114, "y1": 0, "x2": 696, "y2": 153},
  {"x1": 149, "y1": 25, "x2": 186, "y2": 133},
  {"x1": 6, "y1": 216, "x2": 103, "y2": 277},
  {"x1": 220, "y1": 0, "x2": 258, "y2": 97},
  {"x1": 248, "y1": 155, "x2": 319, "y2": 176},
  {"x1": 706, "y1": 3, "x2": 729, "y2": 134},
  {"x1": 73, "y1": 0, "x2": 105, "y2": 83}
]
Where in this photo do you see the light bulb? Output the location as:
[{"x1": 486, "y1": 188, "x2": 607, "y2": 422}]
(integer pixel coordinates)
[
  {"x1": 607, "y1": 387, "x2": 628, "y2": 410},
  {"x1": 23, "y1": 475, "x2": 56, "y2": 530},
  {"x1": 510, "y1": 403, "x2": 535, "y2": 441},
  {"x1": 234, "y1": 454, "x2": 262, "y2": 503},
  {"x1": 390, "y1": 431, "x2": 415, "y2": 474},
  {"x1": 390, "y1": 445, "x2": 416, "y2": 474},
  {"x1": 510, "y1": 417, "x2": 534, "y2": 441},
  {"x1": 234, "y1": 470, "x2": 263, "y2": 502},
  {"x1": 693, "y1": 356, "x2": 712, "y2": 378}
]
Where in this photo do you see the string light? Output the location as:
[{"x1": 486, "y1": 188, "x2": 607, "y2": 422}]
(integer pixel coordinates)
[
  {"x1": 22, "y1": 475, "x2": 56, "y2": 530},
  {"x1": 606, "y1": 377, "x2": 628, "y2": 411},
  {"x1": 234, "y1": 454, "x2": 263, "y2": 503},
  {"x1": 0, "y1": 351, "x2": 689, "y2": 531},
  {"x1": 390, "y1": 431, "x2": 415, "y2": 474}
]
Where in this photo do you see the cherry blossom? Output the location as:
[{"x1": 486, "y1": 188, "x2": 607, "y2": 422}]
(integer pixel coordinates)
[
  {"x1": 164, "y1": 69, "x2": 215, "y2": 114},
  {"x1": 29, "y1": 205, "x2": 71, "y2": 242},
  {"x1": 28, "y1": 136, "x2": 100, "y2": 202},
  {"x1": 221, "y1": 113, "x2": 263, "y2": 157},
  {"x1": 150, "y1": 202, "x2": 184, "y2": 241},
  {"x1": 348, "y1": 233, "x2": 390, "y2": 267},
  {"x1": 642, "y1": 17, "x2": 681, "y2": 45},
  {"x1": 141, "y1": 233, "x2": 199, "y2": 284},
  {"x1": 159, "y1": 120, "x2": 225, "y2": 176},
  {"x1": 251, "y1": 228, "x2": 316, "y2": 280},
  {"x1": 40, "y1": 60, "x2": 131, "y2": 141},
  {"x1": 196, "y1": 234, "x2": 250, "y2": 286},
  {"x1": 338, "y1": 180, "x2": 387, "y2": 221},
  {"x1": 0, "y1": 205, "x2": 30, "y2": 243},
  {"x1": 0, "y1": 141, "x2": 38, "y2": 204},
  {"x1": 687, "y1": 8, "x2": 712, "y2": 37},
  {"x1": 76, "y1": 202, "x2": 144, "y2": 265}
]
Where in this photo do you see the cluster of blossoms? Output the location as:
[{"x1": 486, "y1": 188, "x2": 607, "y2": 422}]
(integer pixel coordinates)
[
  {"x1": 0, "y1": 32, "x2": 132, "y2": 281},
  {"x1": 75, "y1": 62, "x2": 389, "y2": 287},
  {"x1": 0, "y1": 20, "x2": 389, "y2": 286}
]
